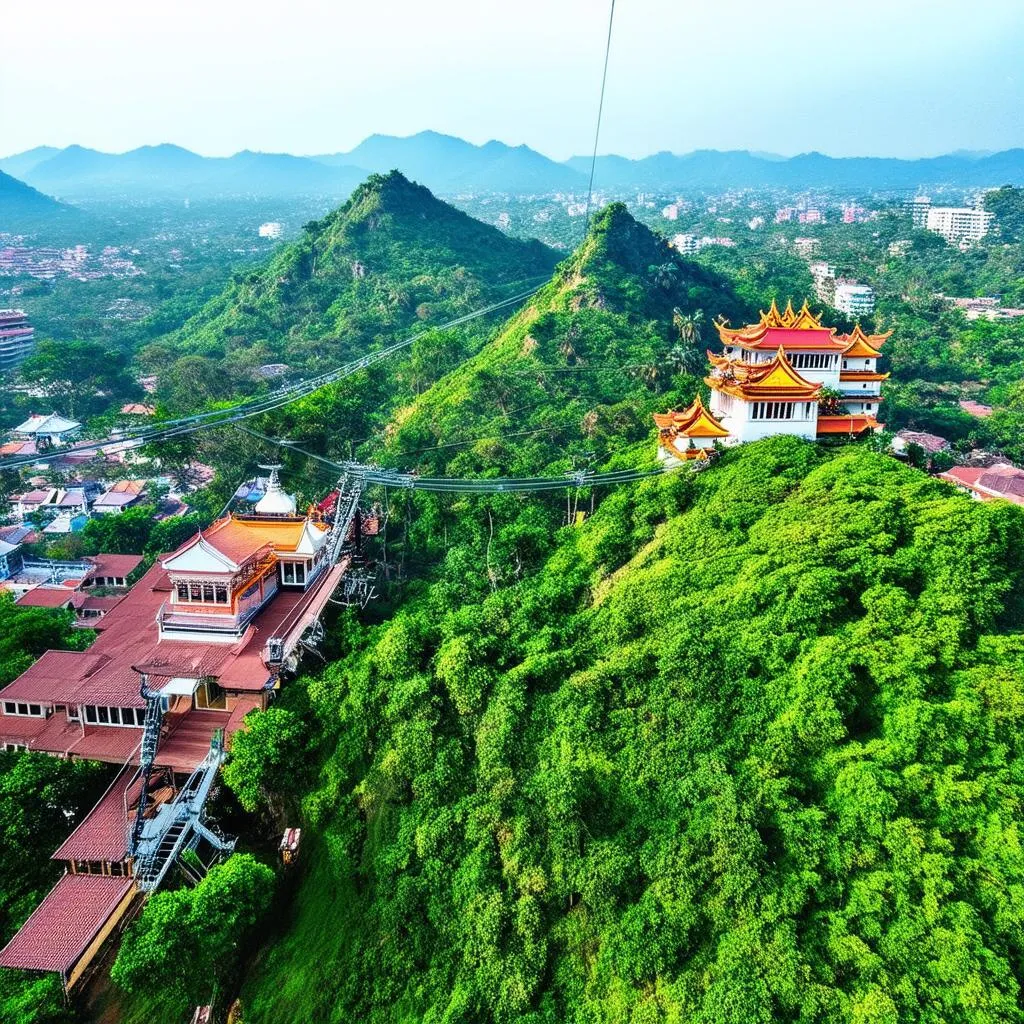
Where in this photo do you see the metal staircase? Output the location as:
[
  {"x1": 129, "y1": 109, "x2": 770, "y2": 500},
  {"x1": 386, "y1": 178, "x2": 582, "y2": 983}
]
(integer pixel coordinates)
[
  {"x1": 128, "y1": 678, "x2": 166, "y2": 857},
  {"x1": 130, "y1": 729, "x2": 236, "y2": 892}
]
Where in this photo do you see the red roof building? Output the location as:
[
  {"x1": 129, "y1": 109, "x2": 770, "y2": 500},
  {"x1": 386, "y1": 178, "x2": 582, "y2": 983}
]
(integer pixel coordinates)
[
  {"x1": 940, "y1": 464, "x2": 1024, "y2": 506},
  {"x1": 691, "y1": 300, "x2": 887, "y2": 446},
  {"x1": 0, "y1": 486, "x2": 360, "y2": 988}
]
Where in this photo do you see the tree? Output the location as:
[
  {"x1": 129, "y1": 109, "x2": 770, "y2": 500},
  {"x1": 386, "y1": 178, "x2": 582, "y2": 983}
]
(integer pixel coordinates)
[
  {"x1": 17, "y1": 339, "x2": 133, "y2": 419},
  {"x1": 112, "y1": 854, "x2": 275, "y2": 1013},
  {"x1": 222, "y1": 707, "x2": 314, "y2": 820}
]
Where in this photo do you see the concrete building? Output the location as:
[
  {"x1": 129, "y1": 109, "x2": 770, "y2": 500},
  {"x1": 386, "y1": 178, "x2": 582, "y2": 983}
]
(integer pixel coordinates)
[
  {"x1": 907, "y1": 196, "x2": 931, "y2": 228},
  {"x1": 258, "y1": 222, "x2": 284, "y2": 239},
  {"x1": 0, "y1": 310, "x2": 35, "y2": 373},
  {"x1": 833, "y1": 282, "x2": 876, "y2": 317},
  {"x1": 925, "y1": 206, "x2": 994, "y2": 246}
]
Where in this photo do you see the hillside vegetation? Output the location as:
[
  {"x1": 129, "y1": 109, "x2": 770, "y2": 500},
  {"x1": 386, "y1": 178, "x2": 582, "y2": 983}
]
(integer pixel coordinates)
[
  {"x1": 146, "y1": 171, "x2": 559, "y2": 409},
  {"x1": 220, "y1": 200, "x2": 1024, "y2": 1024},
  {"x1": 237, "y1": 437, "x2": 1024, "y2": 1024}
]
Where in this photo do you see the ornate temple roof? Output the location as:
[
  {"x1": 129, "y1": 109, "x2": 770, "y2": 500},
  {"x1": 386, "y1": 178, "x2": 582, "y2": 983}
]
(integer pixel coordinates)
[
  {"x1": 838, "y1": 323, "x2": 892, "y2": 358},
  {"x1": 652, "y1": 395, "x2": 730, "y2": 438},
  {"x1": 706, "y1": 347, "x2": 822, "y2": 401},
  {"x1": 716, "y1": 300, "x2": 849, "y2": 352}
]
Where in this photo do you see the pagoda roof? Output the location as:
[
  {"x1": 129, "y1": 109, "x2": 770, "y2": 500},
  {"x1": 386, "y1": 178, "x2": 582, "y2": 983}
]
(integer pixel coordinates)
[
  {"x1": 838, "y1": 323, "x2": 891, "y2": 357},
  {"x1": 706, "y1": 347, "x2": 822, "y2": 401},
  {"x1": 162, "y1": 514, "x2": 328, "y2": 573},
  {"x1": 717, "y1": 300, "x2": 848, "y2": 352},
  {"x1": 652, "y1": 395, "x2": 730, "y2": 438}
]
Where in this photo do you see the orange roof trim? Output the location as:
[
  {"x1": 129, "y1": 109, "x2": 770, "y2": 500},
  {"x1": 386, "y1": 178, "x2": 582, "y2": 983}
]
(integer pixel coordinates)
[
  {"x1": 707, "y1": 346, "x2": 822, "y2": 401},
  {"x1": 653, "y1": 395, "x2": 730, "y2": 438}
]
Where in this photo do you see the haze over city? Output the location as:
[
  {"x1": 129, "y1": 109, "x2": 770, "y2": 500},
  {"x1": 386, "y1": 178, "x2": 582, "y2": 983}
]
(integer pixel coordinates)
[{"x1": 2, "y1": 0, "x2": 1023, "y2": 160}]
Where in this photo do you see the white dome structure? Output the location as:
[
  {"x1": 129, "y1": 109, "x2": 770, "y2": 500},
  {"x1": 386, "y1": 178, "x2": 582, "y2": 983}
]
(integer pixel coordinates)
[{"x1": 255, "y1": 466, "x2": 297, "y2": 516}]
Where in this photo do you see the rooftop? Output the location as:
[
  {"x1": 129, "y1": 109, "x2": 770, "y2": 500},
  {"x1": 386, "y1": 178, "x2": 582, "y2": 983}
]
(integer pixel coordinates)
[{"x1": 0, "y1": 874, "x2": 133, "y2": 976}]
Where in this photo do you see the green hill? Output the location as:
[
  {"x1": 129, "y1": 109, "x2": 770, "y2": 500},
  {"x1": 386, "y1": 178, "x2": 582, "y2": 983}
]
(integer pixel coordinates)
[
  {"x1": 235, "y1": 436, "x2": 1024, "y2": 1024},
  {"x1": 367, "y1": 200, "x2": 749, "y2": 478},
  {"x1": 152, "y1": 171, "x2": 559, "y2": 401},
  {"x1": 0, "y1": 169, "x2": 79, "y2": 233}
]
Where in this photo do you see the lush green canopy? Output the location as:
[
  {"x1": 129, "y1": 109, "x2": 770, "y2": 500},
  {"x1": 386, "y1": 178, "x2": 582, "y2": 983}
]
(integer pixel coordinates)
[{"x1": 237, "y1": 439, "x2": 1024, "y2": 1023}]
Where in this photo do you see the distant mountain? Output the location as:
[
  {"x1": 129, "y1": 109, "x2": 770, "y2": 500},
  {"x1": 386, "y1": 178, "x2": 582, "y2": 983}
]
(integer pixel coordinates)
[
  {"x1": 565, "y1": 148, "x2": 1024, "y2": 191},
  {"x1": 9, "y1": 137, "x2": 1024, "y2": 199},
  {"x1": 11, "y1": 144, "x2": 365, "y2": 199},
  {"x1": 0, "y1": 146, "x2": 62, "y2": 181},
  {"x1": 0, "y1": 170, "x2": 80, "y2": 232},
  {"x1": 314, "y1": 131, "x2": 586, "y2": 194}
]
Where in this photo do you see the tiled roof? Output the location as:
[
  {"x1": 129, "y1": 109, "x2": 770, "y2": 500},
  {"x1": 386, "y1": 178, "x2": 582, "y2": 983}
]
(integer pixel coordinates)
[
  {"x1": 0, "y1": 651, "x2": 111, "y2": 704},
  {"x1": 93, "y1": 492, "x2": 141, "y2": 508},
  {"x1": 52, "y1": 771, "x2": 136, "y2": 863},
  {"x1": 13, "y1": 412, "x2": 81, "y2": 436},
  {"x1": 85, "y1": 554, "x2": 143, "y2": 579},
  {"x1": 15, "y1": 588, "x2": 76, "y2": 609},
  {"x1": 895, "y1": 429, "x2": 950, "y2": 453},
  {"x1": 0, "y1": 874, "x2": 133, "y2": 974}
]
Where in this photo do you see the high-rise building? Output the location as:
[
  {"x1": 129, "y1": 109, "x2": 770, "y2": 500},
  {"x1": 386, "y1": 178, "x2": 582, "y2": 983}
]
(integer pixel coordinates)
[
  {"x1": 0, "y1": 310, "x2": 35, "y2": 373},
  {"x1": 833, "y1": 282, "x2": 876, "y2": 317},
  {"x1": 258, "y1": 222, "x2": 284, "y2": 239},
  {"x1": 925, "y1": 206, "x2": 993, "y2": 246},
  {"x1": 907, "y1": 196, "x2": 931, "y2": 228}
]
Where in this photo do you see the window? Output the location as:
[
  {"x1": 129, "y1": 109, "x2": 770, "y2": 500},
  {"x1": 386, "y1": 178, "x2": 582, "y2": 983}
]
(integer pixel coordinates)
[
  {"x1": 751, "y1": 401, "x2": 795, "y2": 421},
  {"x1": 791, "y1": 353, "x2": 833, "y2": 370},
  {"x1": 190, "y1": 584, "x2": 202, "y2": 602},
  {"x1": 176, "y1": 583, "x2": 189, "y2": 601},
  {"x1": 215, "y1": 586, "x2": 228, "y2": 604},
  {"x1": 83, "y1": 705, "x2": 144, "y2": 728},
  {"x1": 282, "y1": 562, "x2": 295, "y2": 584},
  {"x1": 2, "y1": 742, "x2": 27, "y2": 753},
  {"x1": 203, "y1": 583, "x2": 215, "y2": 603},
  {"x1": 295, "y1": 563, "x2": 305, "y2": 585}
]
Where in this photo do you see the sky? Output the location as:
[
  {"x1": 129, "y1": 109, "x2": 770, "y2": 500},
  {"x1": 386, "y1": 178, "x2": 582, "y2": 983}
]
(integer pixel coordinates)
[{"x1": 2, "y1": 0, "x2": 1023, "y2": 161}]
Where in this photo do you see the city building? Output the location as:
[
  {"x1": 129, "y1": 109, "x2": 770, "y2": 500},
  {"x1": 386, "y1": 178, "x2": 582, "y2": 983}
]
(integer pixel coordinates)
[
  {"x1": 939, "y1": 464, "x2": 1024, "y2": 507},
  {"x1": 833, "y1": 282, "x2": 876, "y2": 317},
  {"x1": 670, "y1": 233, "x2": 698, "y2": 254},
  {"x1": 0, "y1": 309, "x2": 35, "y2": 373},
  {"x1": 809, "y1": 261, "x2": 836, "y2": 305},
  {"x1": 907, "y1": 196, "x2": 931, "y2": 228},
  {"x1": 925, "y1": 205, "x2": 994, "y2": 246},
  {"x1": 258, "y1": 222, "x2": 284, "y2": 239},
  {"x1": 662, "y1": 204, "x2": 679, "y2": 220},
  {"x1": 655, "y1": 301, "x2": 888, "y2": 449},
  {"x1": 793, "y1": 237, "x2": 820, "y2": 258},
  {"x1": 11, "y1": 412, "x2": 82, "y2": 448}
]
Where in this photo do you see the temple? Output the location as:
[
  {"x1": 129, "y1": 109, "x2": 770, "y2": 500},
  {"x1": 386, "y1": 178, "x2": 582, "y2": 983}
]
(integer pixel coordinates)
[
  {"x1": 0, "y1": 470, "x2": 374, "y2": 991},
  {"x1": 657, "y1": 300, "x2": 889, "y2": 462}
]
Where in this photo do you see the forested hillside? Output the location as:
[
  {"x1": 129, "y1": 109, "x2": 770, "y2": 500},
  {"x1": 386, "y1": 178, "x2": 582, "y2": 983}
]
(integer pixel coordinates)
[
  {"x1": 145, "y1": 172, "x2": 559, "y2": 410},
  {"x1": 232, "y1": 437, "x2": 1024, "y2": 1024},
  {"x1": 208, "y1": 209, "x2": 1024, "y2": 1023}
]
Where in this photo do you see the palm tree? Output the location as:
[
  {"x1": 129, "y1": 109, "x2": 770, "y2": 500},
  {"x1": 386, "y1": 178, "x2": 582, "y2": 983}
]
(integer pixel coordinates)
[
  {"x1": 649, "y1": 263, "x2": 679, "y2": 291},
  {"x1": 666, "y1": 308, "x2": 707, "y2": 375}
]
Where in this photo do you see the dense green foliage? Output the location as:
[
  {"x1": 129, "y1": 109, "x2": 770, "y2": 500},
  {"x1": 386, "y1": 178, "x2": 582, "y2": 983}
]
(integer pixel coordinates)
[
  {"x1": 111, "y1": 854, "x2": 275, "y2": 1019},
  {"x1": 237, "y1": 439, "x2": 1024, "y2": 1023},
  {"x1": 147, "y1": 172, "x2": 560, "y2": 410},
  {"x1": 0, "y1": 593, "x2": 94, "y2": 686}
]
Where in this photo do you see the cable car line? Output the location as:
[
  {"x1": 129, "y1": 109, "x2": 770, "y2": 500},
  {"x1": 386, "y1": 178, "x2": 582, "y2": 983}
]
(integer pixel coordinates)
[{"x1": 0, "y1": 282, "x2": 546, "y2": 472}]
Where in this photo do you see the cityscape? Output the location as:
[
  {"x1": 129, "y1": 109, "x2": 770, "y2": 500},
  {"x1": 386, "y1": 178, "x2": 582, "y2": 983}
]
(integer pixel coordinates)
[{"x1": 1, "y1": 1, "x2": 1024, "y2": 1022}]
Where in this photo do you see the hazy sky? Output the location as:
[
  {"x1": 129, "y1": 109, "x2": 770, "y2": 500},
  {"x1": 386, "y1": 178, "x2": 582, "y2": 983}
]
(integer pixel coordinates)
[{"x1": 2, "y1": 0, "x2": 1023, "y2": 160}]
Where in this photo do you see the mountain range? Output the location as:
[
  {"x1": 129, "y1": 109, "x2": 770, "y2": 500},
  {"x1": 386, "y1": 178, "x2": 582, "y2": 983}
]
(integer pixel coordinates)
[
  {"x1": 0, "y1": 144, "x2": 366, "y2": 201},
  {"x1": 0, "y1": 168, "x2": 81, "y2": 232},
  {"x1": 4, "y1": 133, "x2": 1024, "y2": 208}
]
